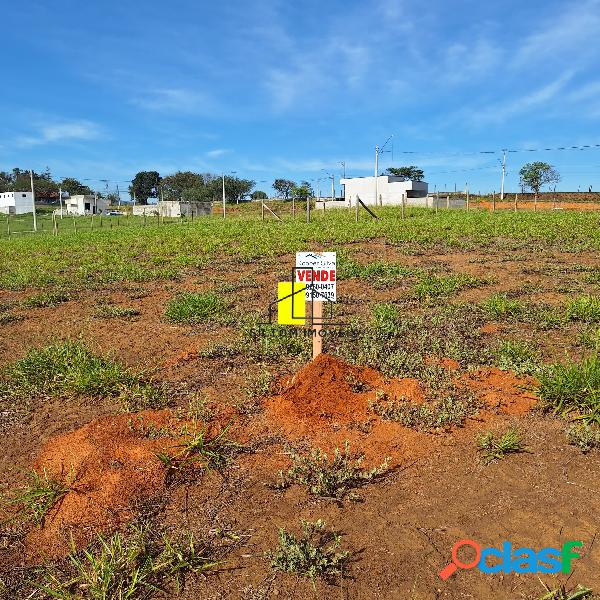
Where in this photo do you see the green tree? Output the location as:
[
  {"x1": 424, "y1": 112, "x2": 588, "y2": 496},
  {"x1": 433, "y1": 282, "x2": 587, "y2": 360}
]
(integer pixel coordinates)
[
  {"x1": 60, "y1": 177, "x2": 93, "y2": 196},
  {"x1": 181, "y1": 186, "x2": 212, "y2": 202},
  {"x1": 0, "y1": 171, "x2": 12, "y2": 192},
  {"x1": 291, "y1": 180, "x2": 314, "y2": 199},
  {"x1": 273, "y1": 178, "x2": 295, "y2": 199},
  {"x1": 386, "y1": 166, "x2": 424, "y2": 181},
  {"x1": 129, "y1": 171, "x2": 161, "y2": 204},
  {"x1": 161, "y1": 171, "x2": 204, "y2": 200},
  {"x1": 251, "y1": 190, "x2": 268, "y2": 200},
  {"x1": 519, "y1": 162, "x2": 560, "y2": 201}
]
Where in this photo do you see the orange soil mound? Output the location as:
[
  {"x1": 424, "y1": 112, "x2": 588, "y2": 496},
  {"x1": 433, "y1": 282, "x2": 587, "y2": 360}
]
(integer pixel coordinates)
[
  {"x1": 263, "y1": 355, "x2": 538, "y2": 467},
  {"x1": 27, "y1": 410, "x2": 188, "y2": 560},
  {"x1": 265, "y1": 353, "x2": 424, "y2": 433}
]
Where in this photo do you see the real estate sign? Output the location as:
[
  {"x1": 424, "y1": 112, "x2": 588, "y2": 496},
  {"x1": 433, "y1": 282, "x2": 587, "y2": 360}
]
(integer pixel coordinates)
[{"x1": 295, "y1": 252, "x2": 337, "y2": 301}]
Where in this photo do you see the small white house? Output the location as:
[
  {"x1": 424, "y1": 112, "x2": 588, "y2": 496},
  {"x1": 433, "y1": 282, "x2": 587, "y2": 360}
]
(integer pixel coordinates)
[
  {"x1": 0, "y1": 191, "x2": 33, "y2": 215},
  {"x1": 64, "y1": 195, "x2": 109, "y2": 216},
  {"x1": 340, "y1": 176, "x2": 428, "y2": 207}
]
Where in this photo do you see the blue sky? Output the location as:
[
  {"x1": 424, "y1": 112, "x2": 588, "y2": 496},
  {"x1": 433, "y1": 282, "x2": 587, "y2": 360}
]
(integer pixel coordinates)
[{"x1": 1, "y1": 0, "x2": 600, "y2": 196}]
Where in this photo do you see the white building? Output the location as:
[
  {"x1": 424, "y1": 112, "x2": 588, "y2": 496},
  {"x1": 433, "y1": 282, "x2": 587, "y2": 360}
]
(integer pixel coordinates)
[
  {"x1": 132, "y1": 200, "x2": 212, "y2": 217},
  {"x1": 340, "y1": 176, "x2": 428, "y2": 206},
  {"x1": 0, "y1": 191, "x2": 33, "y2": 215},
  {"x1": 63, "y1": 195, "x2": 109, "y2": 216}
]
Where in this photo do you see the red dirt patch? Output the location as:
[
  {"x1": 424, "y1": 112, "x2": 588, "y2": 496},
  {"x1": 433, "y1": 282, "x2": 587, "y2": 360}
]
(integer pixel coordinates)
[
  {"x1": 462, "y1": 367, "x2": 538, "y2": 416},
  {"x1": 23, "y1": 409, "x2": 235, "y2": 561},
  {"x1": 265, "y1": 353, "x2": 424, "y2": 433}
]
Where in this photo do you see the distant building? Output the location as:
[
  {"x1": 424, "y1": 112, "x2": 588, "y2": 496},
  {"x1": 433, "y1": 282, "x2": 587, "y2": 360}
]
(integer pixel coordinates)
[
  {"x1": 132, "y1": 200, "x2": 212, "y2": 217},
  {"x1": 64, "y1": 195, "x2": 109, "y2": 216},
  {"x1": 340, "y1": 176, "x2": 428, "y2": 206},
  {"x1": 0, "y1": 191, "x2": 33, "y2": 215}
]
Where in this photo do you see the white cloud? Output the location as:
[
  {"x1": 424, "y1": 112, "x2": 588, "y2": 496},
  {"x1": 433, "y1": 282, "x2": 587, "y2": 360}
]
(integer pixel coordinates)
[
  {"x1": 464, "y1": 72, "x2": 575, "y2": 125},
  {"x1": 512, "y1": 0, "x2": 600, "y2": 68},
  {"x1": 205, "y1": 148, "x2": 229, "y2": 158},
  {"x1": 17, "y1": 120, "x2": 103, "y2": 148},
  {"x1": 133, "y1": 88, "x2": 214, "y2": 114}
]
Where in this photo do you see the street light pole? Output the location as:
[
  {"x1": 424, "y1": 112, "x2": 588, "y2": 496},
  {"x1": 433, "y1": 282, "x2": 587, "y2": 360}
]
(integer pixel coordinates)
[
  {"x1": 222, "y1": 173, "x2": 226, "y2": 218},
  {"x1": 500, "y1": 149, "x2": 507, "y2": 201},
  {"x1": 29, "y1": 170, "x2": 37, "y2": 231}
]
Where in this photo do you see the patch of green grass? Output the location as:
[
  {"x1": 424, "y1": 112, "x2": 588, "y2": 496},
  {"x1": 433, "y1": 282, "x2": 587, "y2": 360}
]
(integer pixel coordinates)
[
  {"x1": 269, "y1": 519, "x2": 349, "y2": 584},
  {"x1": 566, "y1": 423, "x2": 600, "y2": 453},
  {"x1": 0, "y1": 340, "x2": 165, "y2": 411},
  {"x1": 277, "y1": 441, "x2": 388, "y2": 499},
  {"x1": 370, "y1": 391, "x2": 475, "y2": 430},
  {"x1": 481, "y1": 293, "x2": 524, "y2": 318},
  {"x1": 3, "y1": 469, "x2": 71, "y2": 526},
  {"x1": 22, "y1": 290, "x2": 71, "y2": 308},
  {"x1": 578, "y1": 327, "x2": 600, "y2": 351},
  {"x1": 165, "y1": 291, "x2": 227, "y2": 324},
  {"x1": 0, "y1": 312, "x2": 24, "y2": 325},
  {"x1": 156, "y1": 421, "x2": 238, "y2": 477},
  {"x1": 95, "y1": 304, "x2": 141, "y2": 319},
  {"x1": 241, "y1": 321, "x2": 311, "y2": 362},
  {"x1": 495, "y1": 340, "x2": 541, "y2": 375},
  {"x1": 478, "y1": 429, "x2": 525, "y2": 464},
  {"x1": 537, "y1": 356, "x2": 600, "y2": 425},
  {"x1": 338, "y1": 257, "x2": 420, "y2": 287},
  {"x1": 565, "y1": 295, "x2": 600, "y2": 322},
  {"x1": 413, "y1": 273, "x2": 485, "y2": 300},
  {"x1": 338, "y1": 304, "x2": 490, "y2": 379},
  {"x1": 37, "y1": 524, "x2": 218, "y2": 598}
]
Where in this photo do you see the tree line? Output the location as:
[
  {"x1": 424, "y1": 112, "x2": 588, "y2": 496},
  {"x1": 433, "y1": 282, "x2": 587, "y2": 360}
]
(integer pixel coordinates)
[{"x1": 0, "y1": 168, "x2": 96, "y2": 199}]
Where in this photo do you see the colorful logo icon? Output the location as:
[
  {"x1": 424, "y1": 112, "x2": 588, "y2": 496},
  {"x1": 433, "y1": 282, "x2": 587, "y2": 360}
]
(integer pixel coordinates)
[{"x1": 439, "y1": 539, "x2": 583, "y2": 579}]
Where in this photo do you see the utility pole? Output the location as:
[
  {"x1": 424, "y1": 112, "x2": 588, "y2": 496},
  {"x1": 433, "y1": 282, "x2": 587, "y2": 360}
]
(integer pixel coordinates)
[
  {"x1": 374, "y1": 135, "x2": 393, "y2": 206},
  {"x1": 500, "y1": 150, "x2": 507, "y2": 200},
  {"x1": 222, "y1": 173, "x2": 226, "y2": 218},
  {"x1": 374, "y1": 145, "x2": 379, "y2": 206},
  {"x1": 29, "y1": 170, "x2": 37, "y2": 231}
]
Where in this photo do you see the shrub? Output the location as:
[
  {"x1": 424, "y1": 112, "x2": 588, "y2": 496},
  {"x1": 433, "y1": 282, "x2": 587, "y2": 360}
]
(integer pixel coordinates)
[
  {"x1": 277, "y1": 441, "x2": 388, "y2": 499},
  {"x1": 478, "y1": 429, "x2": 525, "y2": 464},
  {"x1": 495, "y1": 340, "x2": 540, "y2": 375},
  {"x1": 566, "y1": 423, "x2": 600, "y2": 453},
  {"x1": 269, "y1": 520, "x2": 349, "y2": 584}
]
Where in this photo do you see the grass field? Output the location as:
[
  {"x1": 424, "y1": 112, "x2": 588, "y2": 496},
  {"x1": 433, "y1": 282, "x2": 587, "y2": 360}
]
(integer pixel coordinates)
[{"x1": 0, "y1": 203, "x2": 599, "y2": 599}]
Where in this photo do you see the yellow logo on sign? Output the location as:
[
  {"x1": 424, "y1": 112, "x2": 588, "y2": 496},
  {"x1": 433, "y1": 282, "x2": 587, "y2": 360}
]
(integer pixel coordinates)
[{"x1": 277, "y1": 282, "x2": 306, "y2": 326}]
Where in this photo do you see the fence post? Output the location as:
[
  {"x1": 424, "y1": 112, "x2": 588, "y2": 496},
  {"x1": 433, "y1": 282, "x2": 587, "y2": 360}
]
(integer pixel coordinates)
[
  {"x1": 466, "y1": 184, "x2": 470, "y2": 211},
  {"x1": 446, "y1": 195, "x2": 449, "y2": 210},
  {"x1": 514, "y1": 193, "x2": 518, "y2": 212},
  {"x1": 436, "y1": 191, "x2": 439, "y2": 215},
  {"x1": 401, "y1": 193, "x2": 406, "y2": 219},
  {"x1": 492, "y1": 191, "x2": 496, "y2": 212},
  {"x1": 306, "y1": 197, "x2": 311, "y2": 223}
]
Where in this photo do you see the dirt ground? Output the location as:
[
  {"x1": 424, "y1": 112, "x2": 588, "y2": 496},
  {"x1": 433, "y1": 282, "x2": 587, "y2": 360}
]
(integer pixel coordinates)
[{"x1": 0, "y1": 241, "x2": 599, "y2": 599}]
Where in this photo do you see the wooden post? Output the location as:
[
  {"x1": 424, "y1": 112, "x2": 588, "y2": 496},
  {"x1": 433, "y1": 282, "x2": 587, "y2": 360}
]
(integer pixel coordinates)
[
  {"x1": 312, "y1": 300, "x2": 323, "y2": 359},
  {"x1": 73, "y1": 215, "x2": 77, "y2": 233},
  {"x1": 534, "y1": 192, "x2": 538, "y2": 212},
  {"x1": 292, "y1": 196, "x2": 295, "y2": 218},
  {"x1": 436, "y1": 191, "x2": 439, "y2": 215},
  {"x1": 446, "y1": 195, "x2": 449, "y2": 209},
  {"x1": 514, "y1": 193, "x2": 518, "y2": 212},
  {"x1": 466, "y1": 184, "x2": 470, "y2": 211},
  {"x1": 492, "y1": 191, "x2": 496, "y2": 212},
  {"x1": 401, "y1": 193, "x2": 405, "y2": 219},
  {"x1": 7, "y1": 212, "x2": 10, "y2": 236},
  {"x1": 262, "y1": 201, "x2": 265, "y2": 221},
  {"x1": 306, "y1": 196, "x2": 311, "y2": 223},
  {"x1": 355, "y1": 195, "x2": 359, "y2": 222}
]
